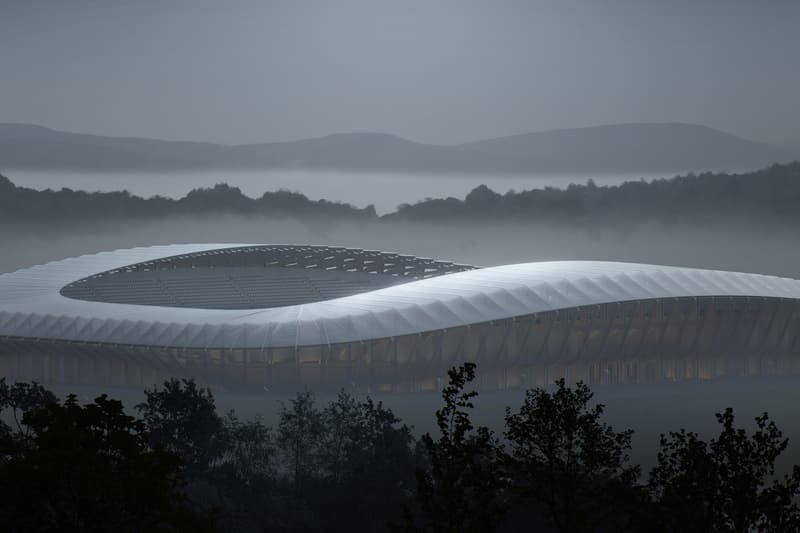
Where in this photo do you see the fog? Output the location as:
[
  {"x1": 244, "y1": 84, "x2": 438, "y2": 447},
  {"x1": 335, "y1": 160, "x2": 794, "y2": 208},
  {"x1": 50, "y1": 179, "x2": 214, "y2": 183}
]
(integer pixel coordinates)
[
  {"x1": 4, "y1": 1, "x2": 800, "y2": 526},
  {"x1": 2, "y1": 213, "x2": 799, "y2": 277},
  {"x1": 6, "y1": 213, "x2": 800, "y2": 477},
  {"x1": 7, "y1": 170, "x2": 646, "y2": 215},
  {"x1": 5, "y1": 201, "x2": 800, "y2": 473},
  {"x1": 4, "y1": 2, "x2": 800, "y2": 149}
]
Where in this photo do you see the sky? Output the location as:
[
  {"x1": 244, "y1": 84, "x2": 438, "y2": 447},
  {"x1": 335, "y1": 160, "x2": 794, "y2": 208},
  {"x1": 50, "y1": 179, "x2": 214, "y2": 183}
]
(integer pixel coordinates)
[{"x1": 1, "y1": 0, "x2": 799, "y2": 148}]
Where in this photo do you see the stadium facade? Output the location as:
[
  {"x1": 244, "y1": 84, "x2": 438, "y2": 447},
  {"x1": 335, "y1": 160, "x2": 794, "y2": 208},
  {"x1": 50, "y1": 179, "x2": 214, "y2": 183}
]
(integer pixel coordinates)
[{"x1": 2, "y1": 244, "x2": 800, "y2": 391}]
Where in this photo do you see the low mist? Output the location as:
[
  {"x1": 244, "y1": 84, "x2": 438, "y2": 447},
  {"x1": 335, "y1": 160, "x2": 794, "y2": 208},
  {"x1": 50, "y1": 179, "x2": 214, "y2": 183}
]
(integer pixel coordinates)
[
  {"x1": 6, "y1": 212, "x2": 800, "y2": 473},
  {"x1": 2, "y1": 214, "x2": 799, "y2": 277}
]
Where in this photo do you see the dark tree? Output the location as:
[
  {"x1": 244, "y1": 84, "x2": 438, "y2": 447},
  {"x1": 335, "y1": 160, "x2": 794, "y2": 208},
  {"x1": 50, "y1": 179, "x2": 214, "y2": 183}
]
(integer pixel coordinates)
[
  {"x1": 0, "y1": 378, "x2": 58, "y2": 456},
  {"x1": 217, "y1": 410, "x2": 275, "y2": 487},
  {"x1": 317, "y1": 391, "x2": 417, "y2": 532},
  {"x1": 136, "y1": 378, "x2": 226, "y2": 475},
  {"x1": 277, "y1": 389, "x2": 324, "y2": 492},
  {"x1": 403, "y1": 362, "x2": 507, "y2": 533},
  {"x1": 504, "y1": 379, "x2": 641, "y2": 533},
  {"x1": 211, "y1": 411, "x2": 282, "y2": 532},
  {"x1": 648, "y1": 407, "x2": 800, "y2": 532},
  {"x1": 0, "y1": 393, "x2": 213, "y2": 532},
  {"x1": 319, "y1": 390, "x2": 363, "y2": 484}
]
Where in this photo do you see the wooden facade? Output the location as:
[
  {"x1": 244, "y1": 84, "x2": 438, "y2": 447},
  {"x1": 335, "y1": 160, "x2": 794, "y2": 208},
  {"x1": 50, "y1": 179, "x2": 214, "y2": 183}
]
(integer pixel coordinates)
[{"x1": 3, "y1": 295, "x2": 800, "y2": 392}]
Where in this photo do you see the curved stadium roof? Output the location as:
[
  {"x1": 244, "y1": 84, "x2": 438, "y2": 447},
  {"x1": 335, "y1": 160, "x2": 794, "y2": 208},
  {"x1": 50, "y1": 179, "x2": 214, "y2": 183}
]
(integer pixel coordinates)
[{"x1": 2, "y1": 243, "x2": 800, "y2": 350}]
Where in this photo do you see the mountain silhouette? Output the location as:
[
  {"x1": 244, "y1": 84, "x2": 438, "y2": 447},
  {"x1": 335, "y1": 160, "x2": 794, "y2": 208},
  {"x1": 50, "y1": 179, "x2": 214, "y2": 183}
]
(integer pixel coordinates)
[{"x1": 0, "y1": 122, "x2": 793, "y2": 174}]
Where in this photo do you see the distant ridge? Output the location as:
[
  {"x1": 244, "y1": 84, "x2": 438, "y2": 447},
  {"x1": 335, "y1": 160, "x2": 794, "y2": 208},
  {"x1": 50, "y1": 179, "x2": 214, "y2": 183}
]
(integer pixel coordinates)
[
  {"x1": 458, "y1": 123, "x2": 793, "y2": 174},
  {"x1": 0, "y1": 122, "x2": 793, "y2": 174}
]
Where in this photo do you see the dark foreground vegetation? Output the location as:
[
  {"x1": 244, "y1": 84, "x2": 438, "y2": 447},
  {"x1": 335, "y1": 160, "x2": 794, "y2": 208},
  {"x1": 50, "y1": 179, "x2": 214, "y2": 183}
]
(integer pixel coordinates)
[
  {"x1": 2, "y1": 366, "x2": 800, "y2": 532},
  {"x1": 1, "y1": 161, "x2": 800, "y2": 223}
]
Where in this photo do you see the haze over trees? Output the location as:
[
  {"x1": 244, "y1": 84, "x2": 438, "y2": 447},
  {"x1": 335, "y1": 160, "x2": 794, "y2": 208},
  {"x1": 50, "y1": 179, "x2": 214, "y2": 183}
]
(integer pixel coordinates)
[
  {"x1": 0, "y1": 174, "x2": 376, "y2": 221},
  {"x1": 2, "y1": 371, "x2": 800, "y2": 532},
  {"x1": 389, "y1": 162, "x2": 800, "y2": 223},
  {"x1": 1, "y1": 122, "x2": 794, "y2": 174},
  {"x1": 1, "y1": 162, "x2": 800, "y2": 224}
]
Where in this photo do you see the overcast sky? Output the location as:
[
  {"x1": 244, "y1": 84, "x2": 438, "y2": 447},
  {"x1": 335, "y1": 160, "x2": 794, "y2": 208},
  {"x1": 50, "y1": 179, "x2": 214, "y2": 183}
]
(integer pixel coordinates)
[{"x1": 2, "y1": 0, "x2": 799, "y2": 147}]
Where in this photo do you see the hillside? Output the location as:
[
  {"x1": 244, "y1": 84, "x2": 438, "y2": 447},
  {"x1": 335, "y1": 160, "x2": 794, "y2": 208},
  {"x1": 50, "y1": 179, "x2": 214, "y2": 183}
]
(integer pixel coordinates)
[
  {"x1": 459, "y1": 123, "x2": 792, "y2": 174},
  {"x1": 0, "y1": 122, "x2": 794, "y2": 174}
]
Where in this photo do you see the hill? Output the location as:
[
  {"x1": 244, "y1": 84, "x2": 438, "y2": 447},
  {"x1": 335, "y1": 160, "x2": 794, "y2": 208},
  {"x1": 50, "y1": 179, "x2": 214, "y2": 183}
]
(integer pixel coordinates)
[
  {"x1": 459, "y1": 122, "x2": 792, "y2": 174},
  {"x1": 0, "y1": 122, "x2": 794, "y2": 174}
]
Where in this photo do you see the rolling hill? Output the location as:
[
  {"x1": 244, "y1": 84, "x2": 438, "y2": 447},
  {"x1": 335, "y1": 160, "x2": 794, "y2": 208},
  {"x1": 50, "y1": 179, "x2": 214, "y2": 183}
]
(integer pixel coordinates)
[{"x1": 0, "y1": 122, "x2": 793, "y2": 174}]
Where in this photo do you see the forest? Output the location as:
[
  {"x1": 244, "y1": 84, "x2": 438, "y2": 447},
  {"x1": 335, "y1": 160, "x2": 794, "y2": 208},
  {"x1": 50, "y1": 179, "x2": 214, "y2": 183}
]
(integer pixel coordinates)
[
  {"x1": 1, "y1": 162, "x2": 800, "y2": 224},
  {"x1": 2, "y1": 364, "x2": 800, "y2": 533},
  {"x1": 0, "y1": 175, "x2": 376, "y2": 221},
  {"x1": 389, "y1": 162, "x2": 800, "y2": 223}
]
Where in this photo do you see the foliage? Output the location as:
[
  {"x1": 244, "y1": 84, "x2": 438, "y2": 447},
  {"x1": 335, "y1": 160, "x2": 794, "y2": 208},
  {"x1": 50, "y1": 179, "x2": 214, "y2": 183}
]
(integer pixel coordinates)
[
  {"x1": 3, "y1": 162, "x2": 800, "y2": 224},
  {"x1": 321, "y1": 390, "x2": 415, "y2": 483},
  {"x1": 209, "y1": 411, "x2": 281, "y2": 532},
  {"x1": 217, "y1": 410, "x2": 275, "y2": 487},
  {"x1": 403, "y1": 362, "x2": 507, "y2": 533},
  {"x1": 0, "y1": 378, "x2": 58, "y2": 458},
  {"x1": 271, "y1": 389, "x2": 419, "y2": 532},
  {"x1": 389, "y1": 162, "x2": 800, "y2": 223},
  {"x1": 504, "y1": 378, "x2": 641, "y2": 532},
  {"x1": 5, "y1": 371, "x2": 800, "y2": 532},
  {"x1": 648, "y1": 407, "x2": 800, "y2": 532},
  {"x1": 136, "y1": 377, "x2": 227, "y2": 475},
  {"x1": 277, "y1": 389, "x2": 325, "y2": 492},
  {"x1": 318, "y1": 391, "x2": 417, "y2": 532},
  {"x1": 0, "y1": 378, "x2": 57, "y2": 434},
  {"x1": 0, "y1": 173, "x2": 376, "y2": 221},
  {"x1": 0, "y1": 393, "x2": 212, "y2": 532}
]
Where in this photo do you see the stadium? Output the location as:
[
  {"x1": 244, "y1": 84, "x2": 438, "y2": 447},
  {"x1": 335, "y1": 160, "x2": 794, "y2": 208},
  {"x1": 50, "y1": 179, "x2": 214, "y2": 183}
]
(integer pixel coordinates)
[{"x1": 1, "y1": 244, "x2": 800, "y2": 392}]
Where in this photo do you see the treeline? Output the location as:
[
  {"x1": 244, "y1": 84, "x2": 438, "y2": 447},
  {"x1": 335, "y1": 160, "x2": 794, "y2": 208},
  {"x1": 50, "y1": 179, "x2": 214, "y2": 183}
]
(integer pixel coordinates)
[
  {"x1": 2, "y1": 162, "x2": 800, "y2": 223},
  {"x1": 0, "y1": 176, "x2": 376, "y2": 221},
  {"x1": 2, "y1": 366, "x2": 800, "y2": 532},
  {"x1": 389, "y1": 162, "x2": 800, "y2": 222}
]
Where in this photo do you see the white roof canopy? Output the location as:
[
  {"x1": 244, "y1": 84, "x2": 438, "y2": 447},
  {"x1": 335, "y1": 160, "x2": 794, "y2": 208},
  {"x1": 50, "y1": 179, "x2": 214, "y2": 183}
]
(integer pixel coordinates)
[{"x1": 2, "y1": 244, "x2": 800, "y2": 349}]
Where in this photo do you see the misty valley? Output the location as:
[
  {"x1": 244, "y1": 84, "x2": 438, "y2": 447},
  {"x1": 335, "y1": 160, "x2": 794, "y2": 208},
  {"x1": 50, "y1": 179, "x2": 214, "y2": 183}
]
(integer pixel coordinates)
[
  {"x1": 3, "y1": 163, "x2": 800, "y2": 531},
  {"x1": 4, "y1": 2, "x2": 800, "y2": 531}
]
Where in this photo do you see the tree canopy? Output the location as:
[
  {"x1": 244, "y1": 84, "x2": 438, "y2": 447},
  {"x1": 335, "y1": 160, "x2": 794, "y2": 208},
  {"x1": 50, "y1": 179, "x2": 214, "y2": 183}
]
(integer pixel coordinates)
[
  {"x1": 2, "y1": 162, "x2": 800, "y2": 224},
  {"x1": 0, "y1": 392, "x2": 211, "y2": 532},
  {"x1": 2, "y1": 370, "x2": 800, "y2": 532}
]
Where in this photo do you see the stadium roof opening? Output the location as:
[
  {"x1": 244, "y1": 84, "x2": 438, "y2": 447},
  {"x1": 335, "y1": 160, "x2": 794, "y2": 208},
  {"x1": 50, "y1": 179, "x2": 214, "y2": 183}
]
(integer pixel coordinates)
[{"x1": 59, "y1": 245, "x2": 475, "y2": 310}]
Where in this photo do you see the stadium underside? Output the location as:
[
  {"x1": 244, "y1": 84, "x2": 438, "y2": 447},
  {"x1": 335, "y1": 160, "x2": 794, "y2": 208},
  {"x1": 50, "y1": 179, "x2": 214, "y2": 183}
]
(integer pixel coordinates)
[{"x1": 3, "y1": 295, "x2": 800, "y2": 392}]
